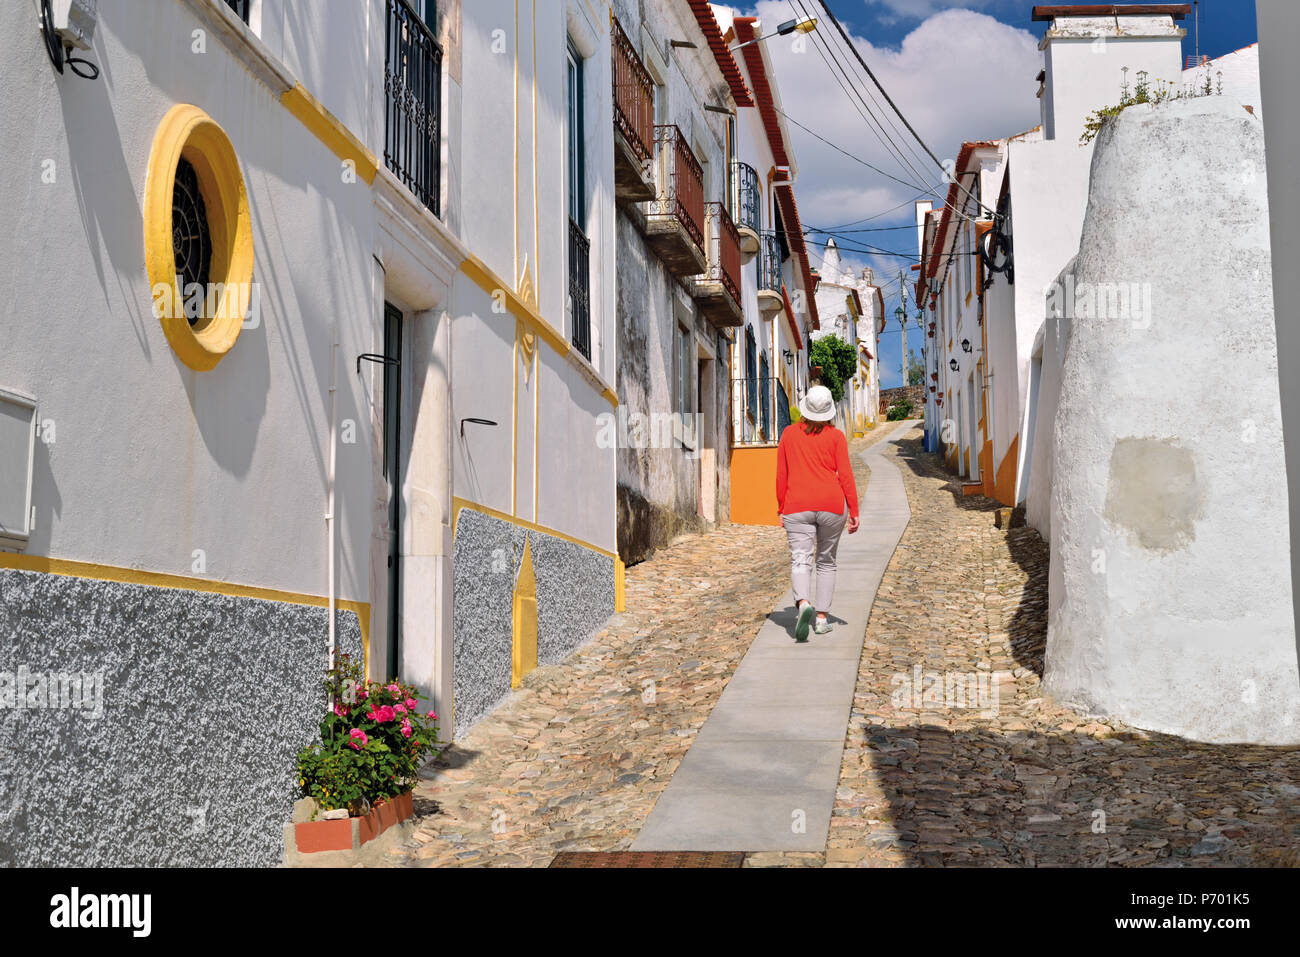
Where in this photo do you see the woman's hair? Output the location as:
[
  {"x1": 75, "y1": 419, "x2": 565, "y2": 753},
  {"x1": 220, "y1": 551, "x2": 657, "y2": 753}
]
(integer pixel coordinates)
[{"x1": 802, "y1": 420, "x2": 828, "y2": 435}]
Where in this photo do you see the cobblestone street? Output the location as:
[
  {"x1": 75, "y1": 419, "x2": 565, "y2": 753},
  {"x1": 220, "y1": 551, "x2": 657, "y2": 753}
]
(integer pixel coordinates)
[{"x1": 392, "y1": 424, "x2": 1299, "y2": 867}]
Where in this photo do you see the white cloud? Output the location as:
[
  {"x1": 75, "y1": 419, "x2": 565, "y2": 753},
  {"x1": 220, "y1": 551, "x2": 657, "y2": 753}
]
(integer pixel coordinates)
[
  {"x1": 747, "y1": 3, "x2": 1041, "y2": 246},
  {"x1": 734, "y1": 3, "x2": 1042, "y2": 384}
]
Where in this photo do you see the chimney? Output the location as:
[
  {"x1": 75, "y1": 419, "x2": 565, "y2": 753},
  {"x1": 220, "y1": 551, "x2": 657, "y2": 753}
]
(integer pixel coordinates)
[{"x1": 1033, "y1": 4, "x2": 1188, "y2": 144}]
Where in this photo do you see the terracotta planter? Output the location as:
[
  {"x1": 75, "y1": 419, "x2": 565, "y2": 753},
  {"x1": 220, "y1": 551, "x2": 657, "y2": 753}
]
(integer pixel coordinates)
[{"x1": 292, "y1": 790, "x2": 415, "y2": 855}]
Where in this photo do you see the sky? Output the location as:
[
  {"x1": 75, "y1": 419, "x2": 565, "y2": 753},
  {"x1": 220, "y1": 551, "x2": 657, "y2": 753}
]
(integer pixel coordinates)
[{"x1": 730, "y1": 1, "x2": 1261, "y2": 388}]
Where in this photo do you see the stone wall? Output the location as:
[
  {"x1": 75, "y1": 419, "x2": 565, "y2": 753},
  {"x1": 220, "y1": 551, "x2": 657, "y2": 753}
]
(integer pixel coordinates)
[
  {"x1": 0, "y1": 568, "x2": 363, "y2": 867},
  {"x1": 880, "y1": 385, "x2": 926, "y2": 415}
]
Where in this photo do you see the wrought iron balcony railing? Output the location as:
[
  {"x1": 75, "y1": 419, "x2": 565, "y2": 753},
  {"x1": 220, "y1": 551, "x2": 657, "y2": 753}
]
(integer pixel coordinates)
[
  {"x1": 652, "y1": 125, "x2": 704, "y2": 250},
  {"x1": 568, "y1": 219, "x2": 592, "y2": 360},
  {"x1": 729, "y1": 160, "x2": 760, "y2": 235},
  {"x1": 758, "y1": 230, "x2": 782, "y2": 294},
  {"x1": 705, "y1": 202, "x2": 741, "y2": 304},
  {"x1": 612, "y1": 17, "x2": 654, "y2": 166},
  {"x1": 732, "y1": 374, "x2": 785, "y2": 445},
  {"x1": 384, "y1": 0, "x2": 443, "y2": 217}
]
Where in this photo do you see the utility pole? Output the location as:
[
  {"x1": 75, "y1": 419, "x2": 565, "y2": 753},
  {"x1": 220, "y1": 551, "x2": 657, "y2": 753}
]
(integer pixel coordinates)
[{"x1": 899, "y1": 270, "x2": 909, "y2": 386}]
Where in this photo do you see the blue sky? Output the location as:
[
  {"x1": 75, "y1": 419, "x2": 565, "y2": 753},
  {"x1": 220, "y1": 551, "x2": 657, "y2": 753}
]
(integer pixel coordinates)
[{"x1": 748, "y1": 1, "x2": 1261, "y2": 387}]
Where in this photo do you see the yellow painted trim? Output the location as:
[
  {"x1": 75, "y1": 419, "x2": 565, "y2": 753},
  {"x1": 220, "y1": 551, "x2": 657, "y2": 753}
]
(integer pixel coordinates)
[
  {"x1": 514, "y1": 0, "x2": 520, "y2": 282},
  {"x1": 512, "y1": 319, "x2": 520, "y2": 516},
  {"x1": 144, "y1": 104, "x2": 253, "y2": 371},
  {"x1": 511, "y1": 534, "x2": 539, "y2": 688},
  {"x1": 0, "y1": 552, "x2": 371, "y2": 677},
  {"x1": 614, "y1": 556, "x2": 626, "y2": 613},
  {"x1": 534, "y1": 345, "x2": 541, "y2": 523},
  {"x1": 452, "y1": 496, "x2": 617, "y2": 560},
  {"x1": 280, "y1": 84, "x2": 378, "y2": 185},
  {"x1": 459, "y1": 258, "x2": 617, "y2": 408},
  {"x1": 532, "y1": 0, "x2": 541, "y2": 306}
]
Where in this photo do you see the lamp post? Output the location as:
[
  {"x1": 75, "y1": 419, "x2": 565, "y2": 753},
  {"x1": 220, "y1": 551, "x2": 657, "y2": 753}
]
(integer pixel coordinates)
[
  {"x1": 895, "y1": 305, "x2": 906, "y2": 387},
  {"x1": 729, "y1": 17, "x2": 817, "y2": 51}
]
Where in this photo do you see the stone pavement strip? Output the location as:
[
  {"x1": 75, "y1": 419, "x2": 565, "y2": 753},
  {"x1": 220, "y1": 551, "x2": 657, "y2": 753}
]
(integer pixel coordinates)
[
  {"x1": 631, "y1": 419, "x2": 913, "y2": 851},
  {"x1": 385, "y1": 421, "x2": 902, "y2": 867}
]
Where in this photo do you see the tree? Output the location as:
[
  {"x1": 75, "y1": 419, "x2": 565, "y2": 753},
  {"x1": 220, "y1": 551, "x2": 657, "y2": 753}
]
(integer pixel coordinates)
[
  {"x1": 907, "y1": 349, "x2": 925, "y2": 386},
  {"x1": 809, "y1": 334, "x2": 857, "y2": 402}
]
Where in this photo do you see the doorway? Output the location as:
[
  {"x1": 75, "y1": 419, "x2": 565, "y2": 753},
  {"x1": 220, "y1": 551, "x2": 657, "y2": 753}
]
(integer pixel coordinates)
[{"x1": 383, "y1": 301, "x2": 403, "y2": 676}]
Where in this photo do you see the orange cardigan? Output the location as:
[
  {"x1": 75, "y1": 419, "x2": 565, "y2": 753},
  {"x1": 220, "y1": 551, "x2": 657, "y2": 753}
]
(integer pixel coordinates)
[{"x1": 776, "y1": 423, "x2": 859, "y2": 519}]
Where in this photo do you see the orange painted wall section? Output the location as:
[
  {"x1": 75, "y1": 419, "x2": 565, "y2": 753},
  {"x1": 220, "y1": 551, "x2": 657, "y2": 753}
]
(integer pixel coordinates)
[
  {"x1": 730, "y1": 446, "x2": 781, "y2": 526},
  {"x1": 993, "y1": 433, "x2": 1019, "y2": 507}
]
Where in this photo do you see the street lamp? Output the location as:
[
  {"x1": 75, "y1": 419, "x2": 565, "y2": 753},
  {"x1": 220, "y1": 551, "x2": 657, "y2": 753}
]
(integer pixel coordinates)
[{"x1": 729, "y1": 17, "x2": 817, "y2": 51}]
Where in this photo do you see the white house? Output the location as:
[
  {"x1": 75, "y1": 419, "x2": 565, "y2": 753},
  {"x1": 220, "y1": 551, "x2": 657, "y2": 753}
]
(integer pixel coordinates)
[{"x1": 0, "y1": 0, "x2": 624, "y2": 865}]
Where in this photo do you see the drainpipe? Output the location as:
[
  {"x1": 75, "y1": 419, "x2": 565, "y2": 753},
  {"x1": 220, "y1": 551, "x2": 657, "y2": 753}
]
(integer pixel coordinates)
[{"x1": 326, "y1": 306, "x2": 339, "y2": 670}]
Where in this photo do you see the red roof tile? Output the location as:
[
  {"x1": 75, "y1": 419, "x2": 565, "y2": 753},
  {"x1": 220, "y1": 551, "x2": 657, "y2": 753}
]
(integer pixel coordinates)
[{"x1": 687, "y1": 2, "x2": 753, "y2": 107}]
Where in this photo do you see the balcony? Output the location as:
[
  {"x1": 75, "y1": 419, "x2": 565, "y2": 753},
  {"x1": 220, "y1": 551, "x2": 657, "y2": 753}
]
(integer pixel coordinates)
[
  {"x1": 611, "y1": 17, "x2": 656, "y2": 203},
  {"x1": 643, "y1": 125, "x2": 706, "y2": 279},
  {"x1": 384, "y1": 0, "x2": 443, "y2": 217},
  {"x1": 729, "y1": 160, "x2": 761, "y2": 259},
  {"x1": 692, "y1": 202, "x2": 743, "y2": 328},
  {"x1": 757, "y1": 231, "x2": 783, "y2": 316},
  {"x1": 732, "y1": 374, "x2": 785, "y2": 446},
  {"x1": 568, "y1": 219, "x2": 592, "y2": 360}
]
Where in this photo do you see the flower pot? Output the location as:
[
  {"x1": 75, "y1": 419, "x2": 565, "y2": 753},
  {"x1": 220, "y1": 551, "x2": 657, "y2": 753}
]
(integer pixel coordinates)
[{"x1": 290, "y1": 789, "x2": 414, "y2": 855}]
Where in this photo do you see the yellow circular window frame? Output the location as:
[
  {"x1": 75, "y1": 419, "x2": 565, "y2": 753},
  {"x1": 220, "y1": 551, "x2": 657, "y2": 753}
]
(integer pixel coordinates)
[{"x1": 144, "y1": 104, "x2": 253, "y2": 371}]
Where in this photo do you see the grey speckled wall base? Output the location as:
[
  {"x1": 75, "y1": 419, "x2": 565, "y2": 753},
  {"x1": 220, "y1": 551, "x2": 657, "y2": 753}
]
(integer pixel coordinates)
[
  {"x1": 0, "y1": 568, "x2": 362, "y2": 867},
  {"x1": 452, "y1": 509, "x2": 614, "y2": 738}
]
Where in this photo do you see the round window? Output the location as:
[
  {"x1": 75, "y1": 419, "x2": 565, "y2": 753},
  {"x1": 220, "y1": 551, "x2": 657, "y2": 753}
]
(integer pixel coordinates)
[{"x1": 144, "y1": 104, "x2": 253, "y2": 370}]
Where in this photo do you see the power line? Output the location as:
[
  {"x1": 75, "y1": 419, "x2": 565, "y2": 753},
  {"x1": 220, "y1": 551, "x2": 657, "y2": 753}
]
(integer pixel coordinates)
[{"x1": 816, "y1": 0, "x2": 1000, "y2": 221}]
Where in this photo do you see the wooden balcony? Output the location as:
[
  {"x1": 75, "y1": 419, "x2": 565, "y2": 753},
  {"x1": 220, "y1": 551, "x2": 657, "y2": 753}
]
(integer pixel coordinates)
[
  {"x1": 642, "y1": 125, "x2": 707, "y2": 279},
  {"x1": 612, "y1": 18, "x2": 656, "y2": 203},
  {"x1": 692, "y1": 202, "x2": 744, "y2": 327}
]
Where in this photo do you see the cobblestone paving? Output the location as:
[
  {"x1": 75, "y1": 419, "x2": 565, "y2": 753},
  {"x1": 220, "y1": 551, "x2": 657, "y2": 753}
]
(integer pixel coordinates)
[
  {"x1": 389, "y1": 425, "x2": 900, "y2": 866},
  {"x1": 752, "y1": 426, "x2": 1299, "y2": 868},
  {"x1": 392, "y1": 421, "x2": 1298, "y2": 867}
]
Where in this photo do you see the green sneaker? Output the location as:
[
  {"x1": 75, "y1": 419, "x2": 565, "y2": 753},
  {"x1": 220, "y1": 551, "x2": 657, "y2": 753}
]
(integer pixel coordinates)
[
  {"x1": 814, "y1": 618, "x2": 833, "y2": 635},
  {"x1": 795, "y1": 602, "x2": 815, "y2": 642}
]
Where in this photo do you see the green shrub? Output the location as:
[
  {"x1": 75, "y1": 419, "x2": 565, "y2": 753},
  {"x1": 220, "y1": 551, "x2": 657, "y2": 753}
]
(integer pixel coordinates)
[
  {"x1": 886, "y1": 399, "x2": 914, "y2": 421},
  {"x1": 296, "y1": 651, "x2": 441, "y2": 812}
]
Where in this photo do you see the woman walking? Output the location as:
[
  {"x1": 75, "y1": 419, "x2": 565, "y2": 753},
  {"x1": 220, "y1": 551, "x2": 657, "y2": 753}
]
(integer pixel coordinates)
[{"x1": 776, "y1": 385, "x2": 860, "y2": 642}]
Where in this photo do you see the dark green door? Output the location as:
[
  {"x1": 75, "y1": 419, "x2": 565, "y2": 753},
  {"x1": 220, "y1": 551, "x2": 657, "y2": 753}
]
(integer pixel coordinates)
[{"x1": 383, "y1": 302, "x2": 403, "y2": 676}]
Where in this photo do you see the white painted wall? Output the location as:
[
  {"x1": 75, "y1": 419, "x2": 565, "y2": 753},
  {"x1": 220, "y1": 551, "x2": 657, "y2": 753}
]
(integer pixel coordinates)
[
  {"x1": 1044, "y1": 97, "x2": 1300, "y2": 744},
  {"x1": 0, "y1": 0, "x2": 378, "y2": 605}
]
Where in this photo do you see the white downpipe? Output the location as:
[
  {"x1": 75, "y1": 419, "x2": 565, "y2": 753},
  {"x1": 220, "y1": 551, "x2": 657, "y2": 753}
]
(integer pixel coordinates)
[{"x1": 326, "y1": 315, "x2": 339, "y2": 669}]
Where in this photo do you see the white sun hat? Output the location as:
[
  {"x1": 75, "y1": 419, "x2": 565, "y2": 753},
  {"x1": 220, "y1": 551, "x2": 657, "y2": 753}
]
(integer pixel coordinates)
[{"x1": 798, "y1": 384, "x2": 836, "y2": 422}]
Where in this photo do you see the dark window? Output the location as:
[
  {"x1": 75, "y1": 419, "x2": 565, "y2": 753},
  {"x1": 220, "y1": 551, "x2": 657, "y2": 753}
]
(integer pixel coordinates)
[
  {"x1": 566, "y1": 42, "x2": 591, "y2": 359},
  {"x1": 224, "y1": 0, "x2": 250, "y2": 23},
  {"x1": 385, "y1": 0, "x2": 443, "y2": 216},
  {"x1": 172, "y1": 157, "x2": 211, "y2": 324},
  {"x1": 745, "y1": 326, "x2": 757, "y2": 422}
]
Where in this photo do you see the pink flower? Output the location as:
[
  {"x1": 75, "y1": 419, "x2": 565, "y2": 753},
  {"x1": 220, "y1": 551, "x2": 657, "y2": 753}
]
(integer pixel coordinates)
[
  {"x1": 394, "y1": 703, "x2": 407, "y2": 715},
  {"x1": 426, "y1": 710, "x2": 438, "y2": 720},
  {"x1": 401, "y1": 717, "x2": 413, "y2": 738},
  {"x1": 368, "y1": 704, "x2": 397, "y2": 723},
  {"x1": 356, "y1": 687, "x2": 368, "y2": 701},
  {"x1": 386, "y1": 683, "x2": 401, "y2": 695},
  {"x1": 348, "y1": 728, "x2": 368, "y2": 749},
  {"x1": 405, "y1": 697, "x2": 418, "y2": 710},
  {"x1": 333, "y1": 703, "x2": 349, "y2": 717}
]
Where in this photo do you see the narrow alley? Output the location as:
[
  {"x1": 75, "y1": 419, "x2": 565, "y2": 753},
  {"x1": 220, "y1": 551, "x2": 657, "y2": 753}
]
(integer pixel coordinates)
[{"x1": 392, "y1": 424, "x2": 1299, "y2": 867}]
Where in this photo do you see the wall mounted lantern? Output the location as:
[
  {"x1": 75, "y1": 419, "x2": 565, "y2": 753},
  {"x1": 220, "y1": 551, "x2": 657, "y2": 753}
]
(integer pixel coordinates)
[
  {"x1": 949, "y1": 358, "x2": 959, "y2": 372},
  {"x1": 961, "y1": 339, "x2": 972, "y2": 353},
  {"x1": 782, "y1": 349, "x2": 794, "y2": 365}
]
